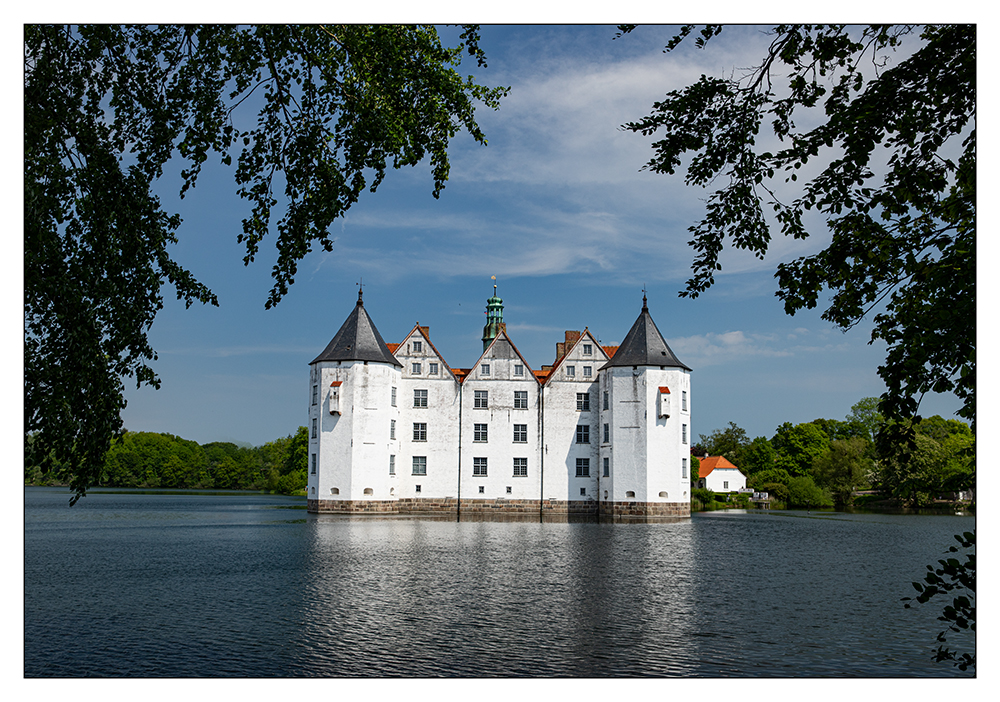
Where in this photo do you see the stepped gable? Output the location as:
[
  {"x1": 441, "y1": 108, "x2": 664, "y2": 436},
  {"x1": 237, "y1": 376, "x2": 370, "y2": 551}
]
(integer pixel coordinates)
[
  {"x1": 601, "y1": 295, "x2": 690, "y2": 371},
  {"x1": 309, "y1": 289, "x2": 402, "y2": 367}
]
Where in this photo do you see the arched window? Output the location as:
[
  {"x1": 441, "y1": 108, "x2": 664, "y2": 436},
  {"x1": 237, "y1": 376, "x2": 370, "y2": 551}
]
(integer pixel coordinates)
[
  {"x1": 659, "y1": 491, "x2": 668, "y2": 498},
  {"x1": 331, "y1": 487, "x2": 340, "y2": 495},
  {"x1": 363, "y1": 487, "x2": 373, "y2": 496},
  {"x1": 625, "y1": 490, "x2": 635, "y2": 499}
]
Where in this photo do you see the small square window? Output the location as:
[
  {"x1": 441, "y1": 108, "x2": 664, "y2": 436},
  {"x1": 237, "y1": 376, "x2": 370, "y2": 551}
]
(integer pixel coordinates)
[
  {"x1": 566, "y1": 366, "x2": 575, "y2": 377},
  {"x1": 506, "y1": 486, "x2": 512, "y2": 494},
  {"x1": 583, "y1": 344, "x2": 592, "y2": 355},
  {"x1": 429, "y1": 362, "x2": 439, "y2": 375},
  {"x1": 577, "y1": 393, "x2": 590, "y2": 412},
  {"x1": 514, "y1": 364, "x2": 524, "y2": 376},
  {"x1": 474, "y1": 423, "x2": 488, "y2": 442},
  {"x1": 415, "y1": 484, "x2": 421, "y2": 493},
  {"x1": 414, "y1": 389, "x2": 428, "y2": 408},
  {"x1": 479, "y1": 485, "x2": 485, "y2": 494},
  {"x1": 514, "y1": 391, "x2": 528, "y2": 409},
  {"x1": 413, "y1": 340, "x2": 422, "y2": 353},
  {"x1": 412, "y1": 362, "x2": 421, "y2": 374},
  {"x1": 481, "y1": 363, "x2": 490, "y2": 376},
  {"x1": 474, "y1": 390, "x2": 488, "y2": 409},
  {"x1": 576, "y1": 425, "x2": 590, "y2": 444},
  {"x1": 583, "y1": 366, "x2": 592, "y2": 377},
  {"x1": 580, "y1": 487, "x2": 587, "y2": 496}
]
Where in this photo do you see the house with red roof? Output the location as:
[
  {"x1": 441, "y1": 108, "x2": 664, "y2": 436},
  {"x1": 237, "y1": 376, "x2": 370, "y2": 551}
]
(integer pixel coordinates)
[{"x1": 697, "y1": 456, "x2": 747, "y2": 493}]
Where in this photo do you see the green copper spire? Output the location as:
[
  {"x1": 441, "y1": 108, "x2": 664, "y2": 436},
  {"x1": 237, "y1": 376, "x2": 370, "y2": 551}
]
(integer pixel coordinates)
[{"x1": 482, "y1": 280, "x2": 506, "y2": 351}]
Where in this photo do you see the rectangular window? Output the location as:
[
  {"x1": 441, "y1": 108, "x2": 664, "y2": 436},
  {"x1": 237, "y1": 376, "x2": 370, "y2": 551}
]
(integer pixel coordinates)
[
  {"x1": 390, "y1": 455, "x2": 396, "y2": 475},
  {"x1": 506, "y1": 486, "x2": 512, "y2": 494},
  {"x1": 475, "y1": 390, "x2": 488, "y2": 408},
  {"x1": 566, "y1": 365, "x2": 575, "y2": 377},
  {"x1": 412, "y1": 456, "x2": 427, "y2": 475},
  {"x1": 576, "y1": 458, "x2": 590, "y2": 477},
  {"x1": 413, "y1": 340, "x2": 422, "y2": 353},
  {"x1": 513, "y1": 424, "x2": 527, "y2": 443},
  {"x1": 583, "y1": 366, "x2": 592, "y2": 377},
  {"x1": 414, "y1": 389, "x2": 428, "y2": 408},
  {"x1": 577, "y1": 393, "x2": 590, "y2": 411},
  {"x1": 310, "y1": 453, "x2": 317, "y2": 475},
  {"x1": 429, "y1": 362, "x2": 439, "y2": 375},
  {"x1": 412, "y1": 362, "x2": 421, "y2": 374},
  {"x1": 583, "y1": 344, "x2": 592, "y2": 355},
  {"x1": 514, "y1": 364, "x2": 524, "y2": 376},
  {"x1": 514, "y1": 391, "x2": 528, "y2": 409},
  {"x1": 311, "y1": 418, "x2": 317, "y2": 438},
  {"x1": 724, "y1": 480, "x2": 729, "y2": 490},
  {"x1": 312, "y1": 385, "x2": 318, "y2": 406},
  {"x1": 580, "y1": 487, "x2": 587, "y2": 496},
  {"x1": 390, "y1": 419, "x2": 396, "y2": 440},
  {"x1": 474, "y1": 457, "x2": 488, "y2": 477},
  {"x1": 415, "y1": 484, "x2": 421, "y2": 493},
  {"x1": 474, "y1": 423, "x2": 488, "y2": 442},
  {"x1": 576, "y1": 425, "x2": 590, "y2": 444},
  {"x1": 478, "y1": 485, "x2": 485, "y2": 494},
  {"x1": 481, "y1": 363, "x2": 490, "y2": 376},
  {"x1": 603, "y1": 423, "x2": 609, "y2": 443},
  {"x1": 603, "y1": 391, "x2": 609, "y2": 410},
  {"x1": 603, "y1": 457, "x2": 610, "y2": 477},
  {"x1": 682, "y1": 424, "x2": 688, "y2": 444},
  {"x1": 391, "y1": 386, "x2": 397, "y2": 406},
  {"x1": 413, "y1": 422, "x2": 427, "y2": 441},
  {"x1": 513, "y1": 457, "x2": 527, "y2": 477},
  {"x1": 682, "y1": 390, "x2": 688, "y2": 412},
  {"x1": 682, "y1": 457, "x2": 687, "y2": 479}
]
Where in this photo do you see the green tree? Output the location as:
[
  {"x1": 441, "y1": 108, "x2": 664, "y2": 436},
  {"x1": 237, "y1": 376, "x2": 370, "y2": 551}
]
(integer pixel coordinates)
[
  {"x1": 847, "y1": 397, "x2": 884, "y2": 444},
  {"x1": 25, "y1": 24, "x2": 507, "y2": 503},
  {"x1": 771, "y1": 421, "x2": 830, "y2": 477},
  {"x1": 740, "y1": 436, "x2": 777, "y2": 477},
  {"x1": 786, "y1": 475, "x2": 833, "y2": 509},
  {"x1": 621, "y1": 25, "x2": 975, "y2": 449},
  {"x1": 690, "y1": 455, "x2": 700, "y2": 484},
  {"x1": 697, "y1": 422, "x2": 749, "y2": 463},
  {"x1": 811, "y1": 436, "x2": 871, "y2": 507},
  {"x1": 902, "y1": 531, "x2": 975, "y2": 671}
]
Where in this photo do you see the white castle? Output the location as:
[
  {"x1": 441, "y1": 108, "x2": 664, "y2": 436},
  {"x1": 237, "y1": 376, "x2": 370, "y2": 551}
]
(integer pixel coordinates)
[{"x1": 306, "y1": 287, "x2": 692, "y2": 521}]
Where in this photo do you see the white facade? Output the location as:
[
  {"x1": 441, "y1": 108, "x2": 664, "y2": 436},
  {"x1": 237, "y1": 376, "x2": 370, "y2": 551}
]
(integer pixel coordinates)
[
  {"x1": 700, "y1": 466, "x2": 747, "y2": 493},
  {"x1": 306, "y1": 292, "x2": 693, "y2": 521}
]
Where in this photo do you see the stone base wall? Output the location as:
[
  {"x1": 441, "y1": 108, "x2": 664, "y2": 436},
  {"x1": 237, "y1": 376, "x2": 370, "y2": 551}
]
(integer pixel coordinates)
[
  {"x1": 308, "y1": 497, "x2": 690, "y2": 522},
  {"x1": 599, "y1": 500, "x2": 690, "y2": 523}
]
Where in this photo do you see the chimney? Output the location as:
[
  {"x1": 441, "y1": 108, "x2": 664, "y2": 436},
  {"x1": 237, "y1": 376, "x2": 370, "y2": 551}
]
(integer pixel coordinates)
[{"x1": 418, "y1": 325, "x2": 430, "y2": 339}]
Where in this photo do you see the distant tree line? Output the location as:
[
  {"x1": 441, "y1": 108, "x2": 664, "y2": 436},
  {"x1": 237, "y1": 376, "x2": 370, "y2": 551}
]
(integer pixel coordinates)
[
  {"x1": 25, "y1": 427, "x2": 310, "y2": 496},
  {"x1": 692, "y1": 398, "x2": 975, "y2": 509}
]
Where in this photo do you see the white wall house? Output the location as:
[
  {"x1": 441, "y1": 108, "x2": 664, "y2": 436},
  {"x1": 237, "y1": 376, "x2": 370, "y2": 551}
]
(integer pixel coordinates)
[
  {"x1": 697, "y1": 456, "x2": 747, "y2": 493},
  {"x1": 306, "y1": 289, "x2": 693, "y2": 522}
]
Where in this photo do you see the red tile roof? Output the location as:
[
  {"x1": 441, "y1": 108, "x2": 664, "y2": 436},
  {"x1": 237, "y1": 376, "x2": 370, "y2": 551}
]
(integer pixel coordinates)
[
  {"x1": 386, "y1": 343, "x2": 400, "y2": 353},
  {"x1": 602, "y1": 345, "x2": 619, "y2": 358},
  {"x1": 698, "y1": 456, "x2": 741, "y2": 477},
  {"x1": 658, "y1": 386, "x2": 670, "y2": 394}
]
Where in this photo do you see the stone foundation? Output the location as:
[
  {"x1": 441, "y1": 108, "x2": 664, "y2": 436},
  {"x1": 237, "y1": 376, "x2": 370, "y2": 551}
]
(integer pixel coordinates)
[
  {"x1": 308, "y1": 497, "x2": 690, "y2": 522},
  {"x1": 599, "y1": 500, "x2": 690, "y2": 523}
]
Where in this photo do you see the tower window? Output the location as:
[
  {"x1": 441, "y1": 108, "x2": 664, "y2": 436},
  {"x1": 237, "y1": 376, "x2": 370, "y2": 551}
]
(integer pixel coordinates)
[
  {"x1": 682, "y1": 458, "x2": 687, "y2": 479},
  {"x1": 412, "y1": 457, "x2": 427, "y2": 476},
  {"x1": 513, "y1": 458, "x2": 527, "y2": 477},
  {"x1": 603, "y1": 457, "x2": 610, "y2": 477},
  {"x1": 603, "y1": 391, "x2": 609, "y2": 410},
  {"x1": 312, "y1": 385, "x2": 318, "y2": 406},
  {"x1": 576, "y1": 458, "x2": 590, "y2": 477},
  {"x1": 391, "y1": 387, "x2": 397, "y2": 406},
  {"x1": 682, "y1": 424, "x2": 688, "y2": 444},
  {"x1": 310, "y1": 453, "x2": 316, "y2": 475},
  {"x1": 576, "y1": 425, "x2": 590, "y2": 444},
  {"x1": 390, "y1": 419, "x2": 396, "y2": 439},
  {"x1": 390, "y1": 455, "x2": 395, "y2": 475},
  {"x1": 474, "y1": 457, "x2": 488, "y2": 476},
  {"x1": 311, "y1": 418, "x2": 317, "y2": 438},
  {"x1": 682, "y1": 390, "x2": 688, "y2": 412},
  {"x1": 603, "y1": 423, "x2": 609, "y2": 443}
]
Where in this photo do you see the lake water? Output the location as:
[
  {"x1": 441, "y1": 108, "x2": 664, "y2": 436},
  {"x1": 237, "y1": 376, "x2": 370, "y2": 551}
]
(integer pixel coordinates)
[{"x1": 23, "y1": 487, "x2": 975, "y2": 677}]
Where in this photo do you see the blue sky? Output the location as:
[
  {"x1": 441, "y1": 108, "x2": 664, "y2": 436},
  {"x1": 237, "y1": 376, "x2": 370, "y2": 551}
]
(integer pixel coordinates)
[{"x1": 54, "y1": 24, "x2": 968, "y2": 446}]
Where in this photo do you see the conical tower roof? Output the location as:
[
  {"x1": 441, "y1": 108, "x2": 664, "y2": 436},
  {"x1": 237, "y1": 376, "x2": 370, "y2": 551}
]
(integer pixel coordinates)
[
  {"x1": 310, "y1": 290, "x2": 402, "y2": 366},
  {"x1": 601, "y1": 295, "x2": 690, "y2": 371}
]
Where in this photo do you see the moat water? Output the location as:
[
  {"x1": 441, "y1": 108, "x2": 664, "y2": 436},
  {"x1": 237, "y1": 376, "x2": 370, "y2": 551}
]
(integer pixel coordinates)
[{"x1": 23, "y1": 487, "x2": 975, "y2": 677}]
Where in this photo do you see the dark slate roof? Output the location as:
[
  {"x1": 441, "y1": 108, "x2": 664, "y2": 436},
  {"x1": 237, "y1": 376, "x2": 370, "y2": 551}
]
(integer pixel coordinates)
[
  {"x1": 601, "y1": 297, "x2": 691, "y2": 371},
  {"x1": 309, "y1": 292, "x2": 402, "y2": 367}
]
